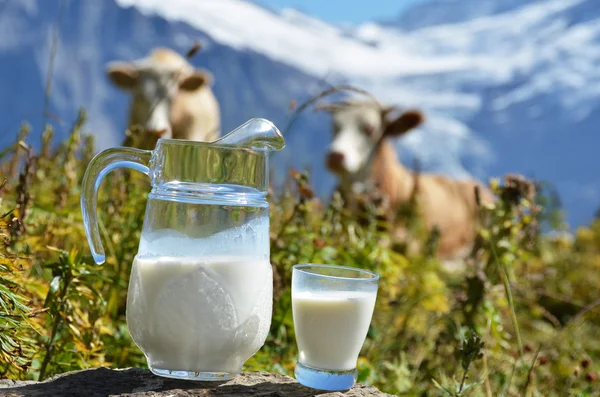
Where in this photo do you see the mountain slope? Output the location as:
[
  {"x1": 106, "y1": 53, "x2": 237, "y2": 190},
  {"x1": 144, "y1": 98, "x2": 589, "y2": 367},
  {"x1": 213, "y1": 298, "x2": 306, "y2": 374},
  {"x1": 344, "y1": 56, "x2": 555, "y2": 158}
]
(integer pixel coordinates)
[
  {"x1": 382, "y1": 0, "x2": 538, "y2": 30},
  {"x1": 0, "y1": 0, "x2": 598, "y2": 228}
]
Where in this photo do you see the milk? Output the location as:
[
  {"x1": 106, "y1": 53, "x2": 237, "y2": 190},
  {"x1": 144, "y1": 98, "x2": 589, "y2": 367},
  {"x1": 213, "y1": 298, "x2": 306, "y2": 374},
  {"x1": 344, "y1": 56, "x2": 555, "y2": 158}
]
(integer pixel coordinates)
[
  {"x1": 292, "y1": 290, "x2": 377, "y2": 371},
  {"x1": 126, "y1": 255, "x2": 272, "y2": 373}
]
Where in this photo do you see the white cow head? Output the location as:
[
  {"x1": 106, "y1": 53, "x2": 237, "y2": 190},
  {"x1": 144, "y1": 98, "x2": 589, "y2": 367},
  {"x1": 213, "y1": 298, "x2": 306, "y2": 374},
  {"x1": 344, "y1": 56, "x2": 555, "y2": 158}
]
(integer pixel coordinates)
[
  {"x1": 106, "y1": 47, "x2": 213, "y2": 137},
  {"x1": 322, "y1": 100, "x2": 424, "y2": 176}
]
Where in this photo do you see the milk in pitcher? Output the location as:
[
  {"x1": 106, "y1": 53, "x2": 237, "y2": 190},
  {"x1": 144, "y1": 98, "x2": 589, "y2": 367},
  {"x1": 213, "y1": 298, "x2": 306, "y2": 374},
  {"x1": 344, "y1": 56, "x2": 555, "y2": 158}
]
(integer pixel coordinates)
[
  {"x1": 126, "y1": 219, "x2": 273, "y2": 375},
  {"x1": 127, "y1": 255, "x2": 272, "y2": 373}
]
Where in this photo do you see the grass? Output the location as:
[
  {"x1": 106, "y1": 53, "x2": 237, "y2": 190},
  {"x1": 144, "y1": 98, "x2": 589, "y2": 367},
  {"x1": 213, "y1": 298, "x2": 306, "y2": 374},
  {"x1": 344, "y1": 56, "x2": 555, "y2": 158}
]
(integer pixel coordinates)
[{"x1": 0, "y1": 112, "x2": 598, "y2": 396}]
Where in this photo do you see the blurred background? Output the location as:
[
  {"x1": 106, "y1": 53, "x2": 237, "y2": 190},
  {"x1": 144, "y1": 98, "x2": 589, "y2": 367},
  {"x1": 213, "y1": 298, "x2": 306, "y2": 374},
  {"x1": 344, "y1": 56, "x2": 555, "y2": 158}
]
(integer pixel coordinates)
[
  {"x1": 4, "y1": 2, "x2": 600, "y2": 394},
  {"x1": 1, "y1": 0, "x2": 597, "y2": 228}
]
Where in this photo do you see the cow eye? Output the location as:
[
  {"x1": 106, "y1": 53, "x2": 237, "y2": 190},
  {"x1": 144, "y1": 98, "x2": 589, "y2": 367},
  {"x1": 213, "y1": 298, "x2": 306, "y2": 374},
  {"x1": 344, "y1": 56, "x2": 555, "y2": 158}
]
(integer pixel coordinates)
[
  {"x1": 171, "y1": 71, "x2": 183, "y2": 81},
  {"x1": 363, "y1": 124, "x2": 375, "y2": 137},
  {"x1": 332, "y1": 121, "x2": 342, "y2": 134}
]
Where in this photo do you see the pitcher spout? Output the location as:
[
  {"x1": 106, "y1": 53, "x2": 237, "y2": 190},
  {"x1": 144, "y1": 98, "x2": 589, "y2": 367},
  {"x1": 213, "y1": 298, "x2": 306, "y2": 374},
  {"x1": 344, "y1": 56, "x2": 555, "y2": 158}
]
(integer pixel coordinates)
[{"x1": 214, "y1": 118, "x2": 285, "y2": 151}]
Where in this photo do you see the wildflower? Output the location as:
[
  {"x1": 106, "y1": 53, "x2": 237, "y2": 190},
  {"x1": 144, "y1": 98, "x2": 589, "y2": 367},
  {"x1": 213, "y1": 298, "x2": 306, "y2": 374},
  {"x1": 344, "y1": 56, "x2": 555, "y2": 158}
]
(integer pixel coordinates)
[
  {"x1": 502, "y1": 173, "x2": 536, "y2": 204},
  {"x1": 459, "y1": 330, "x2": 485, "y2": 372},
  {"x1": 313, "y1": 238, "x2": 326, "y2": 248},
  {"x1": 298, "y1": 185, "x2": 314, "y2": 200},
  {"x1": 289, "y1": 169, "x2": 301, "y2": 180},
  {"x1": 581, "y1": 358, "x2": 591, "y2": 368}
]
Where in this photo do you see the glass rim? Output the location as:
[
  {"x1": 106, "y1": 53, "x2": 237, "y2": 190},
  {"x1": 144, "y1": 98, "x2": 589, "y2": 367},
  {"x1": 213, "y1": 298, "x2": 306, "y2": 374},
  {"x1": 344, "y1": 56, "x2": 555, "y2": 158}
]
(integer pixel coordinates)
[
  {"x1": 156, "y1": 137, "x2": 269, "y2": 152},
  {"x1": 292, "y1": 263, "x2": 379, "y2": 282}
]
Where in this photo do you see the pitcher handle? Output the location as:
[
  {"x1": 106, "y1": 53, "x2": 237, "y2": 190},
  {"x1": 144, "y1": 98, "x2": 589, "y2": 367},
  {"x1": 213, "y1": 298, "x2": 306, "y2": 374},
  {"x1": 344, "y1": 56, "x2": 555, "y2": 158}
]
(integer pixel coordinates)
[{"x1": 80, "y1": 147, "x2": 153, "y2": 264}]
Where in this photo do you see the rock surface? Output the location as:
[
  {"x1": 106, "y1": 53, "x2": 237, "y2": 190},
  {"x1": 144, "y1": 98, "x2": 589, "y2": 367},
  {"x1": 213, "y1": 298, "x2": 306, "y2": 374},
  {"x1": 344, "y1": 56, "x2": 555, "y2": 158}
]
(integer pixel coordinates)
[{"x1": 0, "y1": 368, "x2": 393, "y2": 397}]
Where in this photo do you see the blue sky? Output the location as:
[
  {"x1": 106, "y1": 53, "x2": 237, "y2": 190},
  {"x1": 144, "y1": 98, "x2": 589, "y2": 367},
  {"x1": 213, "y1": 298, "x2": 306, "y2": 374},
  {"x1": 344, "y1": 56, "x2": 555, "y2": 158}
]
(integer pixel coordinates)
[{"x1": 258, "y1": 0, "x2": 422, "y2": 24}]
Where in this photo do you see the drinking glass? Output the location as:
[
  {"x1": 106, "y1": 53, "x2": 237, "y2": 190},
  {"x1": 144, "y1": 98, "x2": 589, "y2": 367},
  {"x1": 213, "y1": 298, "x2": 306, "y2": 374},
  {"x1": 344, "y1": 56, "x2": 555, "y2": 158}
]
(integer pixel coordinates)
[{"x1": 291, "y1": 264, "x2": 379, "y2": 391}]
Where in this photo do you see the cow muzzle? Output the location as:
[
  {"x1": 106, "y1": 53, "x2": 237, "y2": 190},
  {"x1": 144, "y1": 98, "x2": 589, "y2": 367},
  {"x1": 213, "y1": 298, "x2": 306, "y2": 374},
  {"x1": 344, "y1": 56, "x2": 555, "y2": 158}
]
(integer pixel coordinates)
[{"x1": 326, "y1": 151, "x2": 346, "y2": 174}]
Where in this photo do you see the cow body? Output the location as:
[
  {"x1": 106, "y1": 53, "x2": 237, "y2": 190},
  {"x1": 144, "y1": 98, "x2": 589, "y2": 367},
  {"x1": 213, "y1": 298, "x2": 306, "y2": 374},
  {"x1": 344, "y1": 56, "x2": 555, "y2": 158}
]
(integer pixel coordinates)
[
  {"x1": 107, "y1": 47, "x2": 220, "y2": 149},
  {"x1": 324, "y1": 100, "x2": 494, "y2": 262},
  {"x1": 368, "y1": 140, "x2": 493, "y2": 259}
]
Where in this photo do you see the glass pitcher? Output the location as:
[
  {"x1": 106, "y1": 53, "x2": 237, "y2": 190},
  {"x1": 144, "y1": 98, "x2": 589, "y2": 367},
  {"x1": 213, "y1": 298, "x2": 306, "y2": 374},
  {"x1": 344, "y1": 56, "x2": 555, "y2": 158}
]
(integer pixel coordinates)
[{"x1": 80, "y1": 118, "x2": 284, "y2": 381}]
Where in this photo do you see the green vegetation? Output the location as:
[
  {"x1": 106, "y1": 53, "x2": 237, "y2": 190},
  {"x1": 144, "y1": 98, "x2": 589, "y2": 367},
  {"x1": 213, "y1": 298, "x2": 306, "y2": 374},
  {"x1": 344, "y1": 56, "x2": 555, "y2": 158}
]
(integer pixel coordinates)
[{"x1": 0, "y1": 110, "x2": 599, "y2": 396}]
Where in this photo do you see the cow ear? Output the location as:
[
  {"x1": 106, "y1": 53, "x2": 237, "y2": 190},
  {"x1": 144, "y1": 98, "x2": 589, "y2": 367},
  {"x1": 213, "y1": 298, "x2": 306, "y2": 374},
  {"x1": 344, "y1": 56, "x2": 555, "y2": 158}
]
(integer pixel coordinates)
[
  {"x1": 383, "y1": 110, "x2": 424, "y2": 137},
  {"x1": 106, "y1": 62, "x2": 138, "y2": 90},
  {"x1": 179, "y1": 69, "x2": 213, "y2": 91}
]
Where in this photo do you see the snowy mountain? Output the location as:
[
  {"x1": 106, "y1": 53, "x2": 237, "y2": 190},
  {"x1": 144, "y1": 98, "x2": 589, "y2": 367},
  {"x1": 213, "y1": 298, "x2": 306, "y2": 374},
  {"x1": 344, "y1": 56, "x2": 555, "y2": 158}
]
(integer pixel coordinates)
[
  {"x1": 0, "y1": 0, "x2": 598, "y2": 228},
  {"x1": 382, "y1": 0, "x2": 537, "y2": 30}
]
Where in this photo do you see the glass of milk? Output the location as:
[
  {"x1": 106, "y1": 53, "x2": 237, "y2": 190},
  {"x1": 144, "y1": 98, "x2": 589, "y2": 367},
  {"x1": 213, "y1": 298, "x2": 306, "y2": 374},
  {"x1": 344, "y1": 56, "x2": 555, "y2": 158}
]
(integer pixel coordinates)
[
  {"x1": 291, "y1": 264, "x2": 379, "y2": 391},
  {"x1": 80, "y1": 119, "x2": 284, "y2": 381}
]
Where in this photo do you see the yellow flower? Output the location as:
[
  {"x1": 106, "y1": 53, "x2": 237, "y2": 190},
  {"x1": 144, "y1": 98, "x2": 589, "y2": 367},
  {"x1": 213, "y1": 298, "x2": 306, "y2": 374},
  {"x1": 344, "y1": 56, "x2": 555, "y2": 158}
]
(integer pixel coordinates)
[
  {"x1": 418, "y1": 271, "x2": 450, "y2": 313},
  {"x1": 394, "y1": 314, "x2": 406, "y2": 329},
  {"x1": 357, "y1": 356, "x2": 370, "y2": 368},
  {"x1": 422, "y1": 294, "x2": 450, "y2": 314},
  {"x1": 576, "y1": 227, "x2": 594, "y2": 244},
  {"x1": 406, "y1": 310, "x2": 429, "y2": 333}
]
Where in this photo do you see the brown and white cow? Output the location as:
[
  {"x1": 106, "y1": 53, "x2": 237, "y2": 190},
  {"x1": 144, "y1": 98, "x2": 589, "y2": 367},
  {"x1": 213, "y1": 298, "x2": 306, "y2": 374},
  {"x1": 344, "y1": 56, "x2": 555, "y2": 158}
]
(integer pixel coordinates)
[
  {"x1": 321, "y1": 99, "x2": 494, "y2": 262},
  {"x1": 106, "y1": 47, "x2": 220, "y2": 149}
]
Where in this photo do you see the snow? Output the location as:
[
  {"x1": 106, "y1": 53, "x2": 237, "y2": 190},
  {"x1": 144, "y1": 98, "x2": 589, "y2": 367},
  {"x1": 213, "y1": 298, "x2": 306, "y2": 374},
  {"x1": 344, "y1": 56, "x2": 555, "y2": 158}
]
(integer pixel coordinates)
[
  {"x1": 115, "y1": 0, "x2": 588, "y2": 84},
  {"x1": 115, "y1": 0, "x2": 473, "y2": 78}
]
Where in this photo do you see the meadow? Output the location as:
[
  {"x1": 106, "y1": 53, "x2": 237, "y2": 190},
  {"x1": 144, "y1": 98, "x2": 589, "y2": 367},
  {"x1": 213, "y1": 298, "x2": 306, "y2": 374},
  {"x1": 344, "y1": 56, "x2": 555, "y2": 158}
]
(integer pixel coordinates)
[{"x1": 0, "y1": 109, "x2": 599, "y2": 396}]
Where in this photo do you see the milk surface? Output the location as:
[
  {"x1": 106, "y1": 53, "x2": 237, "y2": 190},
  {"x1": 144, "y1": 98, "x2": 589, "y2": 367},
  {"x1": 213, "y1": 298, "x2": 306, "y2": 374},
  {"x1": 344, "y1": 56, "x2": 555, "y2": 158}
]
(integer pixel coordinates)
[
  {"x1": 126, "y1": 255, "x2": 272, "y2": 373},
  {"x1": 292, "y1": 290, "x2": 377, "y2": 371}
]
